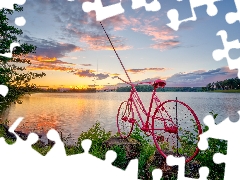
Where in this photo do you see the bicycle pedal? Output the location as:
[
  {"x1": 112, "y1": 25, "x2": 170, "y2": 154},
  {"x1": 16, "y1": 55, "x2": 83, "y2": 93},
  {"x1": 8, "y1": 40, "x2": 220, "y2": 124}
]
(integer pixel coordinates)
[
  {"x1": 121, "y1": 116, "x2": 128, "y2": 122},
  {"x1": 129, "y1": 118, "x2": 136, "y2": 123}
]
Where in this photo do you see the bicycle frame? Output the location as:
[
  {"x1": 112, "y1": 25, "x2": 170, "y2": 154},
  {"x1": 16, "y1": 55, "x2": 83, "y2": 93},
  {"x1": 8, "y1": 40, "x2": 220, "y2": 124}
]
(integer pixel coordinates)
[{"x1": 118, "y1": 77, "x2": 162, "y2": 133}]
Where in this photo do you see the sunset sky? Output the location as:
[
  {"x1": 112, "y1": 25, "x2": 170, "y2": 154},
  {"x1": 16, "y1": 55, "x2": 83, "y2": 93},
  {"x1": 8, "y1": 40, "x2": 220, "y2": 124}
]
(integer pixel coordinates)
[{"x1": 9, "y1": 0, "x2": 240, "y2": 89}]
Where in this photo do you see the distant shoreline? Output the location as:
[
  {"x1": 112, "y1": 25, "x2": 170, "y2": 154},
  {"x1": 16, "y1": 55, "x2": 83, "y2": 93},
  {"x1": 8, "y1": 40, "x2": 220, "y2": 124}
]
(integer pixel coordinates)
[
  {"x1": 30, "y1": 89, "x2": 240, "y2": 93},
  {"x1": 30, "y1": 90, "x2": 240, "y2": 93},
  {"x1": 207, "y1": 89, "x2": 240, "y2": 93}
]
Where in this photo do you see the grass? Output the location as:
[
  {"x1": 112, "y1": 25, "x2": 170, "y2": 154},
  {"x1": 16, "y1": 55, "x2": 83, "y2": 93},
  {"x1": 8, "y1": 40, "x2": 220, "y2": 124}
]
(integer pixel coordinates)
[{"x1": 0, "y1": 111, "x2": 227, "y2": 180}]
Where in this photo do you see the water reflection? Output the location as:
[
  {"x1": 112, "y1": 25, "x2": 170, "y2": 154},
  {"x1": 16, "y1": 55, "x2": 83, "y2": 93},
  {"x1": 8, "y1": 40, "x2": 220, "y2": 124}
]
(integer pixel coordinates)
[{"x1": 2, "y1": 92, "x2": 240, "y2": 144}]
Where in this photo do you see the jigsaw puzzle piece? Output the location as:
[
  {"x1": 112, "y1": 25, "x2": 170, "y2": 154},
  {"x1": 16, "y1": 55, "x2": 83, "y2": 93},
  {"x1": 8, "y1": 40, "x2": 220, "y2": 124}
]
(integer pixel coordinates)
[
  {"x1": 0, "y1": 0, "x2": 26, "y2": 27},
  {"x1": 65, "y1": 139, "x2": 105, "y2": 179},
  {"x1": 45, "y1": 129, "x2": 66, "y2": 157},
  {"x1": 152, "y1": 169, "x2": 163, "y2": 180},
  {"x1": 0, "y1": 85, "x2": 9, "y2": 97},
  {"x1": 212, "y1": 30, "x2": 240, "y2": 76},
  {"x1": 213, "y1": 152, "x2": 226, "y2": 165},
  {"x1": 8, "y1": 117, "x2": 24, "y2": 135},
  {"x1": 0, "y1": 0, "x2": 26, "y2": 10},
  {"x1": 198, "y1": 111, "x2": 240, "y2": 144},
  {"x1": 8, "y1": 117, "x2": 40, "y2": 155},
  {"x1": 167, "y1": 0, "x2": 221, "y2": 31},
  {"x1": 82, "y1": 138, "x2": 92, "y2": 153},
  {"x1": 124, "y1": 159, "x2": 139, "y2": 180},
  {"x1": 0, "y1": 2, "x2": 26, "y2": 58},
  {"x1": 226, "y1": 0, "x2": 240, "y2": 24},
  {"x1": 5, "y1": 117, "x2": 49, "y2": 159},
  {"x1": 131, "y1": 0, "x2": 161, "y2": 12},
  {"x1": 82, "y1": 0, "x2": 124, "y2": 21},
  {"x1": 198, "y1": 114, "x2": 235, "y2": 150},
  {"x1": 15, "y1": 16, "x2": 26, "y2": 26},
  {"x1": 105, "y1": 150, "x2": 117, "y2": 164},
  {"x1": 0, "y1": 42, "x2": 20, "y2": 58},
  {"x1": 0, "y1": 122, "x2": 141, "y2": 180},
  {"x1": 167, "y1": 155, "x2": 209, "y2": 180},
  {"x1": 198, "y1": 115, "x2": 216, "y2": 150},
  {"x1": 103, "y1": 153, "x2": 139, "y2": 179},
  {"x1": 198, "y1": 111, "x2": 240, "y2": 180},
  {"x1": 66, "y1": 139, "x2": 139, "y2": 180}
]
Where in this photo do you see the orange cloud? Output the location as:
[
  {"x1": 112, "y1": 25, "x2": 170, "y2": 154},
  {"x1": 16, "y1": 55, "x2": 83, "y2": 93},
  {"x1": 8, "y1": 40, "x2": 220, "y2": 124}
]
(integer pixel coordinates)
[
  {"x1": 26, "y1": 64, "x2": 75, "y2": 72},
  {"x1": 28, "y1": 62, "x2": 110, "y2": 80},
  {"x1": 73, "y1": 47, "x2": 83, "y2": 52},
  {"x1": 127, "y1": 67, "x2": 169, "y2": 74},
  {"x1": 34, "y1": 56, "x2": 57, "y2": 62},
  {"x1": 111, "y1": 73, "x2": 120, "y2": 76}
]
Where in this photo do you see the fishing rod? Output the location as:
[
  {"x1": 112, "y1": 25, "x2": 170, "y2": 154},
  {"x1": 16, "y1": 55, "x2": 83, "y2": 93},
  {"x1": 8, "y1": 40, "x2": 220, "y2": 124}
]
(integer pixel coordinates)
[{"x1": 99, "y1": 21, "x2": 132, "y2": 83}]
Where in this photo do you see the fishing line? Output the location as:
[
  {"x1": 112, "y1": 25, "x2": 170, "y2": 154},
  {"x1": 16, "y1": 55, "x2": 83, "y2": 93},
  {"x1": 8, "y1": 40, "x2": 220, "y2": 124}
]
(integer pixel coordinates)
[{"x1": 99, "y1": 21, "x2": 132, "y2": 83}]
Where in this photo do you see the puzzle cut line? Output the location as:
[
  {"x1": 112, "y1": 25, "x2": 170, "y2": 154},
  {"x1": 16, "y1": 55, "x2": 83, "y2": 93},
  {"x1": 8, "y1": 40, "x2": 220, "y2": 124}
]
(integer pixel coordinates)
[
  {"x1": 0, "y1": 1, "x2": 26, "y2": 58},
  {"x1": 167, "y1": 0, "x2": 221, "y2": 31},
  {"x1": 212, "y1": 30, "x2": 240, "y2": 76},
  {"x1": 198, "y1": 112, "x2": 240, "y2": 180},
  {"x1": 0, "y1": 116, "x2": 140, "y2": 180}
]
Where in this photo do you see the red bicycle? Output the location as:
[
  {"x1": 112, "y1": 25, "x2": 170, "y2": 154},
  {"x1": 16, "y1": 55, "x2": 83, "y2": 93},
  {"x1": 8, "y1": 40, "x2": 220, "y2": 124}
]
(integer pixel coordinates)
[
  {"x1": 116, "y1": 77, "x2": 202, "y2": 163},
  {"x1": 100, "y1": 21, "x2": 202, "y2": 163}
]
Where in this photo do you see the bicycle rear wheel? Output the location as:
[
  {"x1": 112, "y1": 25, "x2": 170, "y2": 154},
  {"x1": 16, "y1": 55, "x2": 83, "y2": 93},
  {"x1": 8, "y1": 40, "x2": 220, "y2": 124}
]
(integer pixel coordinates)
[
  {"x1": 152, "y1": 100, "x2": 202, "y2": 163},
  {"x1": 117, "y1": 101, "x2": 134, "y2": 138}
]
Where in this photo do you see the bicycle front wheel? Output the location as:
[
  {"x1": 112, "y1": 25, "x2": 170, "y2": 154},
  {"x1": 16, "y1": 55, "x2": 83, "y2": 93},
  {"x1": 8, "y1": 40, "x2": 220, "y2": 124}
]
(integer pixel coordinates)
[
  {"x1": 117, "y1": 101, "x2": 134, "y2": 138},
  {"x1": 152, "y1": 100, "x2": 202, "y2": 163}
]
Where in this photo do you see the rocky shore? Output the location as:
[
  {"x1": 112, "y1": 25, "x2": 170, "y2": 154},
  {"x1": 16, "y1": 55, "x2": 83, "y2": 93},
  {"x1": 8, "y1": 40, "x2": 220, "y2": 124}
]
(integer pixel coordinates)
[{"x1": 0, "y1": 124, "x2": 55, "y2": 147}]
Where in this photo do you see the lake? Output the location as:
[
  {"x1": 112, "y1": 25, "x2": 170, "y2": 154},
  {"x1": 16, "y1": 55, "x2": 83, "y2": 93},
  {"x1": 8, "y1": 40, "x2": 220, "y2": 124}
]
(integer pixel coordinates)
[{"x1": 1, "y1": 92, "x2": 240, "y2": 144}]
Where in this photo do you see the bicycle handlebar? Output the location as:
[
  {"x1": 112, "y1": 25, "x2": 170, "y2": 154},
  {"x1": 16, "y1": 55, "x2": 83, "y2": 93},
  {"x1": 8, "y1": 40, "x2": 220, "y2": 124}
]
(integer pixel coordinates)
[{"x1": 117, "y1": 77, "x2": 131, "y2": 85}]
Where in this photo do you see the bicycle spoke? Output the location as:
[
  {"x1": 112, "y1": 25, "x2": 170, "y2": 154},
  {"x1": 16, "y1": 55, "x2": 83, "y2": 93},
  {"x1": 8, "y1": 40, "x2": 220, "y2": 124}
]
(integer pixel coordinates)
[{"x1": 152, "y1": 100, "x2": 201, "y2": 163}]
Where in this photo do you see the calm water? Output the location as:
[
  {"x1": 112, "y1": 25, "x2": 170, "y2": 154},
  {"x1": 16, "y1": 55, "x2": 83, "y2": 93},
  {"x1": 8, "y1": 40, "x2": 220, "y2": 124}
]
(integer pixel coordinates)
[{"x1": 2, "y1": 92, "x2": 240, "y2": 144}]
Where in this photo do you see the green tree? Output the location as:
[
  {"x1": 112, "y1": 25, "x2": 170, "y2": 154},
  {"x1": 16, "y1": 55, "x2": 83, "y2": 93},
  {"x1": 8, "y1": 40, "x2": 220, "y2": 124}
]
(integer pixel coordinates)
[{"x1": 0, "y1": 5, "x2": 46, "y2": 112}]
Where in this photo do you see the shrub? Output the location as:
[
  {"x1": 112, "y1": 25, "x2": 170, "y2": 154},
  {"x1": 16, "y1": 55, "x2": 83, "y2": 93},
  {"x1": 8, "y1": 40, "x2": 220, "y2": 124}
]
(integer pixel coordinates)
[
  {"x1": 130, "y1": 125, "x2": 156, "y2": 179},
  {"x1": 195, "y1": 111, "x2": 227, "y2": 180},
  {"x1": 76, "y1": 122, "x2": 111, "y2": 159}
]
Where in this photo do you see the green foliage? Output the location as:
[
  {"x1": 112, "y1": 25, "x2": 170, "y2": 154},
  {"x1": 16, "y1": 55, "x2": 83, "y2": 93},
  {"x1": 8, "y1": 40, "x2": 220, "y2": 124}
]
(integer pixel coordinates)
[
  {"x1": 0, "y1": 5, "x2": 46, "y2": 112},
  {"x1": 130, "y1": 125, "x2": 156, "y2": 179},
  {"x1": 77, "y1": 122, "x2": 111, "y2": 158},
  {"x1": 177, "y1": 118, "x2": 199, "y2": 157},
  {"x1": 209, "y1": 110, "x2": 218, "y2": 119},
  {"x1": 205, "y1": 77, "x2": 240, "y2": 91},
  {"x1": 1, "y1": 118, "x2": 10, "y2": 126},
  {"x1": 31, "y1": 143, "x2": 52, "y2": 156},
  {"x1": 111, "y1": 145, "x2": 128, "y2": 168},
  {"x1": 130, "y1": 125, "x2": 149, "y2": 146},
  {"x1": 195, "y1": 111, "x2": 227, "y2": 180},
  {"x1": 0, "y1": 125, "x2": 7, "y2": 138},
  {"x1": 0, "y1": 124, "x2": 15, "y2": 145}
]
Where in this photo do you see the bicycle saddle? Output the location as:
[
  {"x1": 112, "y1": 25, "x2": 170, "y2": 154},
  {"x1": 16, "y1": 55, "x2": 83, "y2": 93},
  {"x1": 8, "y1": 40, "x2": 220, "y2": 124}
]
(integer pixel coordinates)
[{"x1": 152, "y1": 79, "x2": 166, "y2": 88}]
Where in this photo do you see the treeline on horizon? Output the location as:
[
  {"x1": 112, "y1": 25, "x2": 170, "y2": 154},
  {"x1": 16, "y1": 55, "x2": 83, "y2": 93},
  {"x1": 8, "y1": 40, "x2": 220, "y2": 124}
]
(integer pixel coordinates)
[
  {"x1": 116, "y1": 77, "x2": 240, "y2": 92},
  {"x1": 35, "y1": 88, "x2": 97, "y2": 93},
  {"x1": 202, "y1": 77, "x2": 240, "y2": 91},
  {"x1": 116, "y1": 86, "x2": 203, "y2": 92}
]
